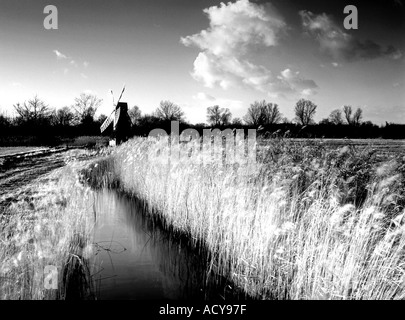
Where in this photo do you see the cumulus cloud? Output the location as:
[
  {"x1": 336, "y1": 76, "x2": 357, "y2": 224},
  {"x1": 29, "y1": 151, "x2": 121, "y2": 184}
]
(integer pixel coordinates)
[
  {"x1": 53, "y1": 50, "x2": 68, "y2": 60},
  {"x1": 299, "y1": 10, "x2": 402, "y2": 61},
  {"x1": 181, "y1": 0, "x2": 317, "y2": 97},
  {"x1": 83, "y1": 61, "x2": 89, "y2": 68},
  {"x1": 181, "y1": 0, "x2": 286, "y2": 56}
]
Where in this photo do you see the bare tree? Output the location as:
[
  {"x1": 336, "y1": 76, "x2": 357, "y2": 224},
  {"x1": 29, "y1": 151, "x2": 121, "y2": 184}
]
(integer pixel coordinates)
[
  {"x1": 328, "y1": 109, "x2": 344, "y2": 125},
  {"x1": 343, "y1": 105, "x2": 353, "y2": 124},
  {"x1": 72, "y1": 93, "x2": 102, "y2": 124},
  {"x1": 97, "y1": 114, "x2": 108, "y2": 125},
  {"x1": 262, "y1": 102, "x2": 282, "y2": 125},
  {"x1": 231, "y1": 117, "x2": 243, "y2": 126},
  {"x1": 244, "y1": 100, "x2": 282, "y2": 126},
  {"x1": 0, "y1": 113, "x2": 11, "y2": 129},
  {"x1": 343, "y1": 105, "x2": 363, "y2": 126},
  {"x1": 207, "y1": 105, "x2": 232, "y2": 126},
  {"x1": 244, "y1": 101, "x2": 266, "y2": 126},
  {"x1": 52, "y1": 106, "x2": 75, "y2": 127},
  {"x1": 13, "y1": 95, "x2": 51, "y2": 125},
  {"x1": 220, "y1": 108, "x2": 232, "y2": 126},
  {"x1": 294, "y1": 99, "x2": 317, "y2": 126},
  {"x1": 352, "y1": 108, "x2": 363, "y2": 126},
  {"x1": 155, "y1": 100, "x2": 184, "y2": 121},
  {"x1": 128, "y1": 105, "x2": 142, "y2": 125}
]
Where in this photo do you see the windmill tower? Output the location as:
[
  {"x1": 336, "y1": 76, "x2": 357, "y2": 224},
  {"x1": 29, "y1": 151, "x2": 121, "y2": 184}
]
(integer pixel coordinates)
[{"x1": 100, "y1": 85, "x2": 132, "y2": 146}]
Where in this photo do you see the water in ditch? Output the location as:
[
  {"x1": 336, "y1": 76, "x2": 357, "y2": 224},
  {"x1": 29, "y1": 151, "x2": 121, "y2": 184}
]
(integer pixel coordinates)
[{"x1": 89, "y1": 189, "x2": 246, "y2": 300}]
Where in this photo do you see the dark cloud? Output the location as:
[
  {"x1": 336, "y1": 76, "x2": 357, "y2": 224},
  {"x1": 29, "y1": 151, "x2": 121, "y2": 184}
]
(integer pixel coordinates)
[{"x1": 299, "y1": 10, "x2": 403, "y2": 61}]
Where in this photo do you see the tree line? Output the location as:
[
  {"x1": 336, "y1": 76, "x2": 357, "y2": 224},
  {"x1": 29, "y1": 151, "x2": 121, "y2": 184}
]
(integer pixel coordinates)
[{"x1": 1, "y1": 94, "x2": 404, "y2": 145}]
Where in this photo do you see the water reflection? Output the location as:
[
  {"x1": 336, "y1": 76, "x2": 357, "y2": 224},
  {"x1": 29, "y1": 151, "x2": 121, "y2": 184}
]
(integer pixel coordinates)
[{"x1": 91, "y1": 189, "x2": 244, "y2": 300}]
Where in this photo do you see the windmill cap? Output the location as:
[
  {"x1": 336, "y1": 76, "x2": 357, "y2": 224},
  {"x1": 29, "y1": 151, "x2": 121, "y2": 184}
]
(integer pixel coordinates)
[{"x1": 117, "y1": 102, "x2": 128, "y2": 110}]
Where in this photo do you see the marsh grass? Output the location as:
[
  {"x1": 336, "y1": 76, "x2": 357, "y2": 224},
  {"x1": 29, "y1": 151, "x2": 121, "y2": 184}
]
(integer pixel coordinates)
[
  {"x1": 0, "y1": 162, "x2": 97, "y2": 300},
  {"x1": 90, "y1": 136, "x2": 405, "y2": 299}
]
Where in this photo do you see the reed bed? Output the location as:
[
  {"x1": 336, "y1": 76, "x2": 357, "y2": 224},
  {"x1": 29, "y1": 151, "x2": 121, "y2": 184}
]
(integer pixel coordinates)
[
  {"x1": 97, "y1": 136, "x2": 405, "y2": 299},
  {"x1": 0, "y1": 162, "x2": 96, "y2": 300}
]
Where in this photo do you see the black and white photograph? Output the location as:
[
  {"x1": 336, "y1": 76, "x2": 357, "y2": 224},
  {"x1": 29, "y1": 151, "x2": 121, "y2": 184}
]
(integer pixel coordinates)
[{"x1": 0, "y1": 0, "x2": 405, "y2": 308}]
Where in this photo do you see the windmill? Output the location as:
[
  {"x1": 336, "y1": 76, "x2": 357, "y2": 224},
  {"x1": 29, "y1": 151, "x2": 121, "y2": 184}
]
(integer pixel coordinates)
[{"x1": 100, "y1": 85, "x2": 132, "y2": 146}]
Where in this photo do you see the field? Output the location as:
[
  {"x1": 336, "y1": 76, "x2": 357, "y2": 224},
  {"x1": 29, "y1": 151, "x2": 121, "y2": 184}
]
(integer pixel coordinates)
[
  {"x1": 0, "y1": 137, "x2": 404, "y2": 299},
  {"x1": 0, "y1": 147, "x2": 48, "y2": 157}
]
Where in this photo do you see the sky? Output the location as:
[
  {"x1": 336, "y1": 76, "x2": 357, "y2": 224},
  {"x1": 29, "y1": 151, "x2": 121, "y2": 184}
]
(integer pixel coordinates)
[{"x1": 0, "y1": 0, "x2": 404, "y2": 125}]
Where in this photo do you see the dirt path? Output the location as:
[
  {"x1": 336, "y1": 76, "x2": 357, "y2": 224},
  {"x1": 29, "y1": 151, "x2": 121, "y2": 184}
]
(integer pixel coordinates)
[{"x1": 0, "y1": 148, "x2": 98, "y2": 208}]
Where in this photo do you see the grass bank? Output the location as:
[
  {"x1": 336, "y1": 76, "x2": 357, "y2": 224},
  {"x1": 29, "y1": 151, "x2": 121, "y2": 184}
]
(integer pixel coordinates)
[
  {"x1": 0, "y1": 158, "x2": 98, "y2": 299},
  {"x1": 89, "y1": 136, "x2": 405, "y2": 299}
]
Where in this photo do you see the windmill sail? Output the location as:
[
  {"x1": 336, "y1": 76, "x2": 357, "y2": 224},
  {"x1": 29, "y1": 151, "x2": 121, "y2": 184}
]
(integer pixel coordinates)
[
  {"x1": 117, "y1": 85, "x2": 125, "y2": 104},
  {"x1": 113, "y1": 106, "x2": 121, "y2": 131},
  {"x1": 100, "y1": 111, "x2": 115, "y2": 133}
]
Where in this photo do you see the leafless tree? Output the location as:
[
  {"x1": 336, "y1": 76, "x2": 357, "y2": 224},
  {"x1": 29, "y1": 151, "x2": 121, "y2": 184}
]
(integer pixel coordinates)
[
  {"x1": 328, "y1": 109, "x2": 344, "y2": 125},
  {"x1": 231, "y1": 117, "x2": 243, "y2": 126},
  {"x1": 52, "y1": 106, "x2": 75, "y2": 126},
  {"x1": 155, "y1": 100, "x2": 184, "y2": 121},
  {"x1": 343, "y1": 105, "x2": 353, "y2": 124},
  {"x1": 128, "y1": 105, "x2": 142, "y2": 125},
  {"x1": 72, "y1": 93, "x2": 102, "y2": 124},
  {"x1": 13, "y1": 95, "x2": 51, "y2": 124},
  {"x1": 244, "y1": 100, "x2": 282, "y2": 126},
  {"x1": 220, "y1": 108, "x2": 232, "y2": 126},
  {"x1": 207, "y1": 105, "x2": 232, "y2": 126},
  {"x1": 294, "y1": 99, "x2": 317, "y2": 126},
  {"x1": 262, "y1": 102, "x2": 282, "y2": 125},
  {"x1": 352, "y1": 108, "x2": 363, "y2": 126},
  {"x1": 343, "y1": 105, "x2": 363, "y2": 126},
  {"x1": 244, "y1": 101, "x2": 266, "y2": 126},
  {"x1": 98, "y1": 114, "x2": 108, "y2": 125}
]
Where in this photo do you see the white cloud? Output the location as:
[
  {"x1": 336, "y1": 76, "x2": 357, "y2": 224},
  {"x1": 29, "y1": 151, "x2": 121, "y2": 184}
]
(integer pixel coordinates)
[
  {"x1": 301, "y1": 88, "x2": 317, "y2": 96},
  {"x1": 83, "y1": 61, "x2": 89, "y2": 68},
  {"x1": 181, "y1": 0, "x2": 285, "y2": 57},
  {"x1": 181, "y1": 0, "x2": 317, "y2": 97},
  {"x1": 191, "y1": 52, "x2": 274, "y2": 91},
  {"x1": 53, "y1": 50, "x2": 68, "y2": 60},
  {"x1": 332, "y1": 62, "x2": 339, "y2": 67},
  {"x1": 80, "y1": 73, "x2": 88, "y2": 79},
  {"x1": 63, "y1": 68, "x2": 69, "y2": 75},
  {"x1": 193, "y1": 92, "x2": 216, "y2": 101}
]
